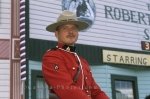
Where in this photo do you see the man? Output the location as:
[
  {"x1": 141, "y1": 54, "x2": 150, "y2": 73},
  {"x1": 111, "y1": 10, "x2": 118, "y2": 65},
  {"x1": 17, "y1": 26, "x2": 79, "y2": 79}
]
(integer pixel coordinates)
[{"x1": 42, "y1": 10, "x2": 109, "y2": 99}]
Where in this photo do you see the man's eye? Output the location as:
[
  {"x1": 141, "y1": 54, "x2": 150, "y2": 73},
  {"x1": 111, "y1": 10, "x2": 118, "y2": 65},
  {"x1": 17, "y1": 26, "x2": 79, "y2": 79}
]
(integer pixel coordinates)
[
  {"x1": 62, "y1": 27, "x2": 67, "y2": 30},
  {"x1": 73, "y1": 28, "x2": 78, "y2": 31}
]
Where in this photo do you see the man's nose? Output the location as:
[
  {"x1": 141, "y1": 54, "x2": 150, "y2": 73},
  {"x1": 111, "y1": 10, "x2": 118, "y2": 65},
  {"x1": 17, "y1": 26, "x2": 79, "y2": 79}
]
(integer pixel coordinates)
[
  {"x1": 69, "y1": 30, "x2": 73, "y2": 33},
  {"x1": 67, "y1": 29, "x2": 74, "y2": 33}
]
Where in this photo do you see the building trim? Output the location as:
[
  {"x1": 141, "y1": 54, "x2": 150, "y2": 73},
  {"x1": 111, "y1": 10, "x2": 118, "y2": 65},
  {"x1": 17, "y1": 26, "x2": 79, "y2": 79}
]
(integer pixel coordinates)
[
  {"x1": 10, "y1": 60, "x2": 21, "y2": 99},
  {"x1": 28, "y1": 38, "x2": 150, "y2": 67},
  {"x1": 31, "y1": 70, "x2": 42, "y2": 99},
  {"x1": 25, "y1": 0, "x2": 30, "y2": 98},
  {"x1": 10, "y1": 0, "x2": 21, "y2": 99},
  {"x1": 111, "y1": 74, "x2": 139, "y2": 99}
]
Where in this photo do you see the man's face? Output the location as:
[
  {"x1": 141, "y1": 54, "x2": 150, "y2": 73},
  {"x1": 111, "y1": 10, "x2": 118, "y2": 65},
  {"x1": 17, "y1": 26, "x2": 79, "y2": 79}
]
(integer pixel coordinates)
[{"x1": 55, "y1": 24, "x2": 79, "y2": 45}]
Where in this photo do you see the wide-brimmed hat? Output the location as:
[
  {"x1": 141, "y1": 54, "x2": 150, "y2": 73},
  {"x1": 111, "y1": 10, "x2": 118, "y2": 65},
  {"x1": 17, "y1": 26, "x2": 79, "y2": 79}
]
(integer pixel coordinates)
[{"x1": 46, "y1": 10, "x2": 89, "y2": 32}]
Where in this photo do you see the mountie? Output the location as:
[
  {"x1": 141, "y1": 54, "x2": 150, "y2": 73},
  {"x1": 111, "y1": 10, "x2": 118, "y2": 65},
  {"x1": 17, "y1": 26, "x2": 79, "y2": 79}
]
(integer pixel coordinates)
[{"x1": 104, "y1": 5, "x2": 150, "y2": 26}]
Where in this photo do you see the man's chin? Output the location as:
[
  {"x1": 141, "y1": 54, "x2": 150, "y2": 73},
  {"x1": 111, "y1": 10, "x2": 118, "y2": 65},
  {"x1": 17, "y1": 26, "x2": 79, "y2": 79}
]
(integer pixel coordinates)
[{"x1": 65, "y1": 42, "x2": 76, "y2": 46}]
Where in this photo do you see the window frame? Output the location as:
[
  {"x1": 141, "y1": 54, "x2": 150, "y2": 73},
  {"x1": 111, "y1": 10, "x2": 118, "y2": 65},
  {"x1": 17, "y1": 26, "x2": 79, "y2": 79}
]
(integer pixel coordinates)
[
  {"x1": 31, "y1": 70, "x2": 43, "y2": 99},
  {"x1": 111, "y1": 74, "x2": 139, "y2": 99}
]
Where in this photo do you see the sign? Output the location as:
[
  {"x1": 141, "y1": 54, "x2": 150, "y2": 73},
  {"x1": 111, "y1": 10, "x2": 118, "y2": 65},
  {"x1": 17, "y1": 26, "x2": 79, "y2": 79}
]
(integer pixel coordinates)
[
  {"x1": 141, "y1": 41, "x2": 150, "y2": 51},
  {"x1": 29, "y1": 0, "x2": 150, "y2": 51},
  {"x1": 103, "y1": 49, "x2": 150, "y2": 66},
  {"x1": 62, "y1": 0, "x2": 96, "y2": 28}
]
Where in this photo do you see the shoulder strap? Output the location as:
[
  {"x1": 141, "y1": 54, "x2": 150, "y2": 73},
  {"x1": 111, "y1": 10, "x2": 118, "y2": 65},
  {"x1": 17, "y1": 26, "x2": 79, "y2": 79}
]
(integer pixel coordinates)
[{"x1": 73, "y1": 67, "x2": 81, "y2": 83}]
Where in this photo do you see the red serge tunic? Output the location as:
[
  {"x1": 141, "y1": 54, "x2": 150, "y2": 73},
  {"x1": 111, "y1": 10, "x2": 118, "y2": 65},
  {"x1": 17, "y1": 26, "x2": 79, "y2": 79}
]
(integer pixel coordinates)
[{"x1": 42, "y1": 43, "x2": 109, "y2": 99}]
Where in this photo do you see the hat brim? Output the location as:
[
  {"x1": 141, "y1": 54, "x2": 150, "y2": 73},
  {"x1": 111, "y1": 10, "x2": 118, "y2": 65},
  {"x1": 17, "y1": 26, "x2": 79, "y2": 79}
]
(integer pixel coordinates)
[{"x1": 46, "y1": 20, "x2": 89, "y2": 32}]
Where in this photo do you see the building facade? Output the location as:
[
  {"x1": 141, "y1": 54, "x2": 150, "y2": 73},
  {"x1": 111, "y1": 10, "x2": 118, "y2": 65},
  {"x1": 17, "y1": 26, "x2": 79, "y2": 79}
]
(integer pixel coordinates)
[
  {"x1": 0, "y1": 0, "x2": 150, "y2": 99},
  {"x1": 0, "y1": 0, "x2": 22, "y2": 99}
]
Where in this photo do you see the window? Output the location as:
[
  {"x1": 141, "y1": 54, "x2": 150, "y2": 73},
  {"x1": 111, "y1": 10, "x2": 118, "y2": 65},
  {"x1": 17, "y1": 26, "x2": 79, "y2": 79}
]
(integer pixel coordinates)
[
  {"x1": 111, "y1": 75, "x2": 139, "y2": 99},
  {"x1": 31, "y1": 70, "x2": 49, "y2": 99}
]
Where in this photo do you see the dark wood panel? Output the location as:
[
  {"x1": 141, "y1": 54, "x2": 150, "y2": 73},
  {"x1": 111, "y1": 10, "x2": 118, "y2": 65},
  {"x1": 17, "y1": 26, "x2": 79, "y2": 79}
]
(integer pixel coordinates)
[
  {"x1": 0, "y1": 39, "x2": 10, "y2": 59},
  {"x1": 28, "y1": 39, "x2": 102, "y2": 65}
]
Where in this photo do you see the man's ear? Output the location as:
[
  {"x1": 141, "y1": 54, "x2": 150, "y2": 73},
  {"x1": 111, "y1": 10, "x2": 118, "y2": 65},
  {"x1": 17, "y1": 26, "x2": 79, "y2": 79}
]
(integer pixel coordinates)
[{"x1": 55, "y1": 31, "x2": 58, "y2": 38}]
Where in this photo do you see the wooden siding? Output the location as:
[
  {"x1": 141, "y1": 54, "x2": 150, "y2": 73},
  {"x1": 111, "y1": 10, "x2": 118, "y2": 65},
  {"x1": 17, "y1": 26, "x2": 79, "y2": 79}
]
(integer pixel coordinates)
[
  {"x1": 137, "y1": 69, "x2": 150, "y2": 99},
  {"x1": 91, "y1": 65, "x2": 150, "y2": 99},
  {"x1": 10, "y1": 60, "x2": 21, "y2": 99},
  {"x1": 0, "y1": 0, "x2": 11, "y2": 39},
  {"x1": 29, "y1": 0, "x2": 150, "y2": 51},
  {"x1": 0, "y1": 60, "x2": 10, "y2": 99}
]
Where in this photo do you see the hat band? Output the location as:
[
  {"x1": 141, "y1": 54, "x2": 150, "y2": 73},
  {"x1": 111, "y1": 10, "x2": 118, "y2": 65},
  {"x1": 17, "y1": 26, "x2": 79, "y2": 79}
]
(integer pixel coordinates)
[{"x1": 59, "y1": 19, "x2": 77, "y2": 22}]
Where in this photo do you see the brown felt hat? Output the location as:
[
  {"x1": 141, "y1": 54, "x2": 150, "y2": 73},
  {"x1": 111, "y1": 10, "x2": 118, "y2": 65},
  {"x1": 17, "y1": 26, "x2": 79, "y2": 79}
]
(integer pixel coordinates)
[{"x1": 46, "y1": 10, "x2": 89, "y2": 32}]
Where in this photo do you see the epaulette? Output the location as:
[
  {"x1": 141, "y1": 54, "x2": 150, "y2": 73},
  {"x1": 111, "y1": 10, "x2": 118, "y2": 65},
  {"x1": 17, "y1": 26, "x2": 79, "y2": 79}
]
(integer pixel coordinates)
[{"x1": 46, "y1": 47, "x2": 57, "y2": 52}]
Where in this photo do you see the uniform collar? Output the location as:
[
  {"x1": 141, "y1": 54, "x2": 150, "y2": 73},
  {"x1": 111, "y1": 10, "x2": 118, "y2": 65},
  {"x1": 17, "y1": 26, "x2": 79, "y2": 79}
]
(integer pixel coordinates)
[{"x1": 57, "y1": 43, "x2": 76, "y2": 52}]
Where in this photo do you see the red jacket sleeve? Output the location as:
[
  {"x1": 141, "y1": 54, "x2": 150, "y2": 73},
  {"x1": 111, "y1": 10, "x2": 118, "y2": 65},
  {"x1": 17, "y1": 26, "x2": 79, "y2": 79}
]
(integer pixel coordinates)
[
  {"x1": 82, "y1": 58, "x2": 109, "y2": 99},
  {"x1": 42, "y1": 51, "x2": 91, "y2": 99}
]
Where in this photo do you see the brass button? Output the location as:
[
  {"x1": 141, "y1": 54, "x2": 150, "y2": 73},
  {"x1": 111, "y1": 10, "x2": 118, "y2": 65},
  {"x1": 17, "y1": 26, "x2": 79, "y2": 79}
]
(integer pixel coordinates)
[
  {"x1": 85, "y1": 76, "x2": 88, "y2": 80},
  {"x1": 72, "y1": 67, "x2": 75, "y2": 70}
]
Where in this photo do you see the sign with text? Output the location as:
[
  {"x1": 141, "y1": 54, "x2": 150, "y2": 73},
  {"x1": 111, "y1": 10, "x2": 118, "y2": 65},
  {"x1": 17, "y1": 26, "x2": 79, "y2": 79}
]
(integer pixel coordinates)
[
  {"x1": 30, "y1": 0, "x2": 150, "y2": 51},
  {"x1": 103, "y1": 49, "x2": 150, "y2": 66}
]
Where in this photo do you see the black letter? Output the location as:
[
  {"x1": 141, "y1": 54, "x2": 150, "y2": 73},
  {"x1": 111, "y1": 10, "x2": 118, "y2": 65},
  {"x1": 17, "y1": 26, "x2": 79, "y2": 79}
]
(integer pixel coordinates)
[
  {"x1": 130, "y1": 10, "x2": 138, "y2": 23},
  {"x1": 114, "y1": 7, "x2": 121, "y2": 20},
  {"x1": 143, "y1": 58, "x2": 147, "y2": 65},
  {"x1": 120, "y1": 56, "x2": 124, "y2": 63},
  {"x1": 105, "y1": 5, "x2": 114, "y2": 19},
  {"x1": 146, "y1": 13, "x2": 150, "y2": 25},
  {"x1": 130, "y1": 57, "x2": 135, "y2": 64},
  {"x1": 125, "y1": 56, "x2": 129, "y2": 64},
  {"x1": 122, "y1": 9, "x2": 130, "y2": 22},
  {"x1": 107, "y1": 54, "x2": 111, "y2": 61},
  {"x1": 147, "y1": 4, "x2": 150, "y2": 11},
  {"x1": 113, "y1": 55, "x2": 118, "y2": 62},
  {"x1": 138, "y1": 12, "x2": 147, "y2": 25},
  {"x1": 144, "y1": 29, "x2": 150, "y2": 40}
]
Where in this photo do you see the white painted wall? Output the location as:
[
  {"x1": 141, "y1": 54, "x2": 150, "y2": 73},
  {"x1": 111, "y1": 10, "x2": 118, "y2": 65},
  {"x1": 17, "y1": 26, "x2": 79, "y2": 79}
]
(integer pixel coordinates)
[
  {"x1": 0, "y1": 60, "x2": 10, "y2": 99},
  {"x1": 29, "y1": 0, "x2": 150, "y2": 51},
  {"x1": 0, "y1": 0, "x2": 11, "y2": 99},
  {"x1": 0, "y1": 0, "x2": 11, "y2": 39}
]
